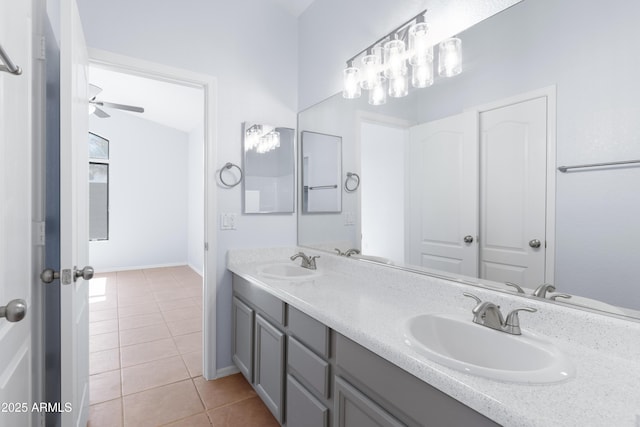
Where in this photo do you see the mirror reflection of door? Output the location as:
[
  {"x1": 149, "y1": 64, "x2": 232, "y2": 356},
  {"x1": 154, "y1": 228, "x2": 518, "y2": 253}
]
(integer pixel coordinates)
[
  {"x1": 400, "y1": 96, "x2": 549, "y2": 288},
  {"x1": 301, "y1": 131, "x2": 342, "y2": 213}
]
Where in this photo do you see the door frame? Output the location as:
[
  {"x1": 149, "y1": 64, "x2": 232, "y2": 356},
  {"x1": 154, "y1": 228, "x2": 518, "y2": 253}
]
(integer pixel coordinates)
[
  {"x1": 87, "y1": 49, "x2": 219, "y2": 379},
  {"x1": 466, "y1": 86, "x2": 557, "y2": 284}
]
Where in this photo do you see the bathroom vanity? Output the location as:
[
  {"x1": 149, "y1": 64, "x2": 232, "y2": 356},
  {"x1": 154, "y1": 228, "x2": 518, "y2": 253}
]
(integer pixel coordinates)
[{"x1": 228, "y1": 248, "x2": 640, "y2": 427}]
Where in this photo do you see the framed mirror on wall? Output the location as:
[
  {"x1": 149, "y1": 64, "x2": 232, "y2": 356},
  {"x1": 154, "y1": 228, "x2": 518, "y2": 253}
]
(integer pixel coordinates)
[
  {"x1": 301, "y1": 131, "x2": 342, "y2": 214},
  {"x1": 242, "y1": 123, "x2": 295, "y2": 214}
]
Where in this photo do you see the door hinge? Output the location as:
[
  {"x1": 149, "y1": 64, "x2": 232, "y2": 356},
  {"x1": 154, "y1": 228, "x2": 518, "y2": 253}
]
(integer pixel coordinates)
[
  {"x1": 37, "y1": 36, "x2": 46, "y2": 60},
  {"x1": 204, "y1": 242, "x2": 209, "y2": 251},
  {"x1": 33, "y1": 221, "x2": 45, "y2": 246}
]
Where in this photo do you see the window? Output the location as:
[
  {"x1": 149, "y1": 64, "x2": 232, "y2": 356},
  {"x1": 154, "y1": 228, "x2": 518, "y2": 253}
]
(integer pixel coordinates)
[{"x1": 89, "y1": 132, "x2": 109, "y2": 241}]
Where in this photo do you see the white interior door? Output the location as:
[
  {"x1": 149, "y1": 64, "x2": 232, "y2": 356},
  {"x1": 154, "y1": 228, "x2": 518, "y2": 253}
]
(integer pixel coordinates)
[
  {"x1": 408, "y1": 112, "x2": 478, "y2": 276},
  {"x1": 60, "y1": 0, "x2": 90, "y2": 425},
  {"x1": 479, "y1": 96, "x2": 547, "y2": 287},
  {"x1": 0, "y1": 0, "x2": 34, "y2": 426}
]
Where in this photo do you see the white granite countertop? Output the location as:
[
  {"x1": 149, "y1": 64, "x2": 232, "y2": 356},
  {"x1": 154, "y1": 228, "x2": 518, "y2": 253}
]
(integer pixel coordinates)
[{"x1": 227, "y1": 247, "x2": 640, "y2": 427}]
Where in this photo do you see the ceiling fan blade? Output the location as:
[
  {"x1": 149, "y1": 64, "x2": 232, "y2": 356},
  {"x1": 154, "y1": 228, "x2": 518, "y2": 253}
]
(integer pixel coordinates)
[
  {"x1": 88, "y1": 83, "x2": 102, "y2": 100},
  {"x1": 93, "y1": 106, "x2": 110, "y2": 118},
  {"x1": 97, "y1": 101, "x2": 145, "y2": 113}
]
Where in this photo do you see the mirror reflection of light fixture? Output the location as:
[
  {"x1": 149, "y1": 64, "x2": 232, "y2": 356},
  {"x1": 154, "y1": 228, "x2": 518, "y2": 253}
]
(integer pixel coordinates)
[
  {"x1": 438, "y1": 37, "x2": 462, "y2": 77},
  {"x1": 341, "y1": 9, "x2": 462, "y2": 105},
  {"x1": 244, "y1": 124, "x2": 281, "y2": 154}
]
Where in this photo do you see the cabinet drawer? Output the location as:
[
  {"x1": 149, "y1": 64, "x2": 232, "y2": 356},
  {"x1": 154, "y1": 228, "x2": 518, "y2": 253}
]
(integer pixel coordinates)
[
  {"x1": 233, "y1": 275, "x2": 285, "y2": 326},
  {"x1": 288, "y1": 336, "x2": 330, "y2": 398},
  {"x1": 288, "y1": 305, "x2": 330, "y2": 357},
  {"x1": 287, "y1": 375, "x2": 329, "y2": 427}
]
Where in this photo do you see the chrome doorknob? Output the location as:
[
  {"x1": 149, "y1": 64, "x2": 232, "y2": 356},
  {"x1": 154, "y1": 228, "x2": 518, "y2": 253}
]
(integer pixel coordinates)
[
  {"x1": 529, "y1": 239, "x2": 542, "y2": 248},
  {"x1": 463, "y1": 235, "x2": 474, "y2": 244},
  {"x1": 0, "y1": 299, "x2": 27, "y2": 323},
  {"x1": 74, "y1": 266, "x2": 94, "y2": 282},
  {"x1": 41, "y1": 268, "x2": 60, "y2": 284}
]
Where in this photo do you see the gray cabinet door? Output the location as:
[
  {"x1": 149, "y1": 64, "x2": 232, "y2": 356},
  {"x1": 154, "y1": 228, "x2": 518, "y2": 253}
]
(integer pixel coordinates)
[
  {"x1": 287, "y1": 375, "x2": 329, "y2": 427},
  {"x1": 255, "y1": 313, "x2": 285, "y2": 423},
  {"x1": 232, "y1": 296, "x2": 254, "y2": 382},
  {"x1": 334, "y1": 377, "x2": 404, "y2": 427}
]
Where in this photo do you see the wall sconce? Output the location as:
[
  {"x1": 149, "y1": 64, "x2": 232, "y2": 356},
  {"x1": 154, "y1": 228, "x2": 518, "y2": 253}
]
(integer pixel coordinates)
[{"x1": 341, "y1": 9, "x2": 462, "y2": 105}]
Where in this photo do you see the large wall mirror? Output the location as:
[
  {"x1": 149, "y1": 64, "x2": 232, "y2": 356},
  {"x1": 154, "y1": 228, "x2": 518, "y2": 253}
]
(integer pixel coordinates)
[
  {"x1": 297, "y1": 0, "x2": 640, "y2": 320},
  {"x1": 243, "y1": 123, "x2": 295, "y2": 214}
]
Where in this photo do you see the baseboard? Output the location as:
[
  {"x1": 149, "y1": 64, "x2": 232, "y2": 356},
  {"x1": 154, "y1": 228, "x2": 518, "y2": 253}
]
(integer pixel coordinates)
[
  {"x1": 188, "y1": 262, "x2": 204, "y2": 277},
  {"x1": 93, "y1": 262, "x2": 188, "y2": 274},
  {"x1": 216, "y1": 365, "x2": 240, "y2": 378}
]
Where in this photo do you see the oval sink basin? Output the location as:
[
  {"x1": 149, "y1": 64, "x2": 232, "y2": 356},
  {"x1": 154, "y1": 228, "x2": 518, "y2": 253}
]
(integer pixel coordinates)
[
  {"x1": 257, "y1": 263, "x2": 322, "y2": 281},
  {"x1": 404, "y1": 313, "x2": 575, "y2": 384}
]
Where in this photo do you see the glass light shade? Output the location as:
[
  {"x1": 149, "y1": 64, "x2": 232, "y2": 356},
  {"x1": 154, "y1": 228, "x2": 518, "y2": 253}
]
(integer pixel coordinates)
[
  {"x1": 244, "y1": 125, "x2": 262, "y2": 151},
  {"x1": 368, "y1": 77, "x2": 387, "y2": 105},
  {"x1": 408, "y1": 22, "x2": 433, "y2": 65},
  {"x1": 383, "y1": 39, "x2": 407, "y2": 79},
  {"x1": 412, "y1": 60, "x2": 434, "y2": 88},
  {"x1": 388, "y1": 74, "x2": 408, "y2": 98},
  {"x1": 342, "y1": 66, "x2": 361, "y2": 99},
  {"x1": 360, "y1": 48, "x2": 382, "y2": 90},
  {"x1": 438, "y1": 37, "x2": 462, "y2": 77}
]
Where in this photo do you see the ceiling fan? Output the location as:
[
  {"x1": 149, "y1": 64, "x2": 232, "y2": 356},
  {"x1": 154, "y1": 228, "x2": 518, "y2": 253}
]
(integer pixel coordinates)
[{"x1": 89, "y1": 83, "x2": 145, "y2": 118}]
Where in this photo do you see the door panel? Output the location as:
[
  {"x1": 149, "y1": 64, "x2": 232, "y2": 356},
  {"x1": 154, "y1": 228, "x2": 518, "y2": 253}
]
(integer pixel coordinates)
[
  {"x1": 479, "y1": 97, "x2": 547, "y2": 287},
  {"x1": 0, "y1": 0, "x2": 34, "y2": 426},
  {"x1": 408, "y1": 112, "x2": 478, "y2": 276},
  {"x1": 59, "y1": 1, "x2": 90, "y2": 425}
]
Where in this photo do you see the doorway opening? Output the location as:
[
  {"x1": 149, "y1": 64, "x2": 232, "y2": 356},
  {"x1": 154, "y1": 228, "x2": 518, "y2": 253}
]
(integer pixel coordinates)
[{"x1": 85, "y1": 51, "x2": 218, "y2": 412}]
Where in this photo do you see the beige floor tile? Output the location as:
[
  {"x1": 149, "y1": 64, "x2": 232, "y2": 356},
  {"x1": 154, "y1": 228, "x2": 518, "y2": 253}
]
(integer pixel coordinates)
[
  {"x1": 89, "y1": 298, "x2": 118, "y2": 312},
  {"x1": 118, "y1": 312, "x2": 165, "y2": 331},
  {"x1": 90, "y1": 309, "x2": 118, "y2": 323},
  {"x1": 194, "y1": 374, "x2": 256, "y2": 410},
  {"x1": 90, "y1": 370, "x2": 121, "y2": 405},
  {"x1": 149, "y1": 280, "x2": 181, "y2": 292},
  {"x1": 90, "y1": 348, "x2": 120, "y2": 375},
  {"x1": 88, "y1": 398, "x2": 123, "y2": 427},
  {"x1": 162, "y1": 412, "x2": 211, "y2": 427},
  {"x1": 157, "y1": 297, "x2": 198, "y2": 312},
  {"x1": 121, "y1": 356, "x2": 189, "y2": 396},
  {"x1": 123, "y1": 379, "x2": 204, "y2": 427},
  {"x1": 90, "y1": 319, "x2": 119, "y2": 336},
  {"x1": 173, "y1": 332, "x2": 202, "y2": 355},
  {"x1": 120, "y1": 338, "x2": 179, "y2": 368},
  {"x1": 118, "y1": 301, "x2": 160, "y2": 318},
  {"x1": 153, "y1": 288, "x2": 194, "y2": 302},
  {"x1": 207, "y1": 396, "x2": 278, "y2": 427},
  {"x1": 162, "y1": 306, "x2": 201, "y2": 323},
  {"x1": 182, "y1": 351, "x2": 203, "y2": 378},
  {"x1": 117, "y1": 285, "x2": 154, "y2": 299},
  {"x1": 90, "y1": 332, "x2": 119, "y2": 353},
  {"x1": 119, "y1": 323, "x2": 171, "y2": 347},
  {"x1": 167, "y1": 316, "x2": 202, "y2": 337}
]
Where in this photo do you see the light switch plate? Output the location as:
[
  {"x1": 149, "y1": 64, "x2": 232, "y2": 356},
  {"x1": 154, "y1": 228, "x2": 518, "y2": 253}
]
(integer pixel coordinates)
[{"x1": 220, "y1": 213, "x2": 237, "y2": 230}]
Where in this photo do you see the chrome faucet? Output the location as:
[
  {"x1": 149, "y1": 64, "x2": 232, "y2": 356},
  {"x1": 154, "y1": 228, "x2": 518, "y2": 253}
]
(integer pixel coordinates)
[
  {"x1": 344, "y1": 248, "x2": 361, "y2": 257},
  {"x1": 290, "y1": 252, "x2": 320, "y2": 270},
  {"x1": 533, "y1": 284, "x2": 556, "y2": 298},
  {"x1": 463, "y1": 292, "x2": 537, "y2": 335}
]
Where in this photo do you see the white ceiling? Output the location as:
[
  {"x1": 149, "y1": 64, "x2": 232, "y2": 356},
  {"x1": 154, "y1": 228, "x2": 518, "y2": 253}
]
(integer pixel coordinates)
[
  {"x1": 89, "y1": 66, "x2": 204, "y2": 133},
  {"x1": 270, "y1": 0, "x2": 316, "y2": 16}
]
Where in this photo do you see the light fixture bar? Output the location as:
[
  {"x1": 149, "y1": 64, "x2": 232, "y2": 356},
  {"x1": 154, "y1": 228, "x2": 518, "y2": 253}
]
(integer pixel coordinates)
[{"x1": 345, "y1": 9, "x2": 427, "y2": 66}]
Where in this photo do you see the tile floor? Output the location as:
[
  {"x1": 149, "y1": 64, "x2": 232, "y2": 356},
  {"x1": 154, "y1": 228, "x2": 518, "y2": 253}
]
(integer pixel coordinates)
[{"x1": 88, "y1": 266, "x2": 278, "y2": 427}]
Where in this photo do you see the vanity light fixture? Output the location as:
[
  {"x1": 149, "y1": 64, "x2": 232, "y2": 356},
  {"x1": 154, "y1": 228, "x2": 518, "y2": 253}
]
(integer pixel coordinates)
[
  {"x1": 341, "y1": 9, "x2": 462, "y2": 105},
  {"x1": 244, "y1": 124, "x2": 281, "y2": 154}
]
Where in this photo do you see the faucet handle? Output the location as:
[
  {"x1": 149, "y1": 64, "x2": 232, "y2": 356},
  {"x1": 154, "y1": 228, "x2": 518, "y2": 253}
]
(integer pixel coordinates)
[
  {"x1": 463, "y1": 292, "x2": 482, "y2": 305},
  {"x1": 334, "y1": 248, "x2": 344, "y2": 256},
  {"x1": 504, "y1": 307, "x2": 537, "y2": 335},
  {"x1": 549, "y1": 293, "x2": 572, "y2": 301},
  {"x1": 505, "y1": 282, "x2": 525, "y2": 294}
]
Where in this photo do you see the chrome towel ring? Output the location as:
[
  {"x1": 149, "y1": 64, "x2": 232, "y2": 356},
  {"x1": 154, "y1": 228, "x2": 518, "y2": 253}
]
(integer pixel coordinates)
[
  {"x1": 344, "y1": 172, "x2": 360, "y2": 192},
  {"x1": 219, "y1": 162, "x2": 243, "y2": 188}
]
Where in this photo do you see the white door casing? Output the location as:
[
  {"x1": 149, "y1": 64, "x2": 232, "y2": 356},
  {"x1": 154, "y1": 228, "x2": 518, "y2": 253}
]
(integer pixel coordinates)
[
  {"x1": 0, "y1": 1, "x2": 34, "y2": 426},
  {"x1": 60, "y1": 0, "x2": 90, "y2": 425},
  {"x1": 408, "y1": 112, "x2": 479, "y2": 276},
  {"x1": 479, "y1": 96, "x2": 548, "y2": 287}
]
